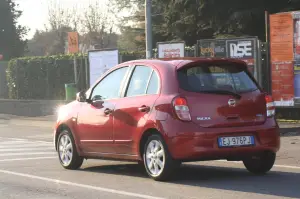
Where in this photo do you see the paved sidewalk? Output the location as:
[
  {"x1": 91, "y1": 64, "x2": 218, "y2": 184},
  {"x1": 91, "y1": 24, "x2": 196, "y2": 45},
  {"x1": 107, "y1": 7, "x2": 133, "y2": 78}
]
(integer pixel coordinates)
[{"x1": 0, "y1": 114, "x2": 56, "y2": 128}]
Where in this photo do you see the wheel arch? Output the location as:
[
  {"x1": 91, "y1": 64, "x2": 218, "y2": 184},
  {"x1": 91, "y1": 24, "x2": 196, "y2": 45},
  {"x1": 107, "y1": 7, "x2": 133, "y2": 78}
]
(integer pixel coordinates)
[
  {"x1": 55, "y1": 123, "x2": 72, "y2": 151},
  {"x1": 138, "y1": 128, "x2": 167, "y2": 160}
]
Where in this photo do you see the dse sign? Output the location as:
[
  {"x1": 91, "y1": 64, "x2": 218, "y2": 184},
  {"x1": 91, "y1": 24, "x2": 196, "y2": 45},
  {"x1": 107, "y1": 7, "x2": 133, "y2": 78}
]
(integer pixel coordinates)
[
  {"x1": 228, "y1": 40, "x2": 253, "y2": 58},
  {"x1": 226, "y1": 39, "x2": 256, "y2": 75}
]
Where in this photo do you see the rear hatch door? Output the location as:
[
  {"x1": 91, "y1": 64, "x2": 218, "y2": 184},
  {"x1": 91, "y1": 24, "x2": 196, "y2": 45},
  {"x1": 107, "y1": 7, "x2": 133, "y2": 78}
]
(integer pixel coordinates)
[{"x1": 177, "y1": 60, "x2": 267, "y2": 128}]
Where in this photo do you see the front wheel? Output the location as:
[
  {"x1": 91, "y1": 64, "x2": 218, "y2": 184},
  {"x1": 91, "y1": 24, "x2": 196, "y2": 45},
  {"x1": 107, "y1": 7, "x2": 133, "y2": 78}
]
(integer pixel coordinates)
[
  {"x1": 57, "y1": 130, "x2": 83, "y2": 170},
  {"x1": 243, "y1": 152, "x2": 276, "y2": 175},
  {"x1": 143, "y1": 135, "x2": 180, "y2": 181}
]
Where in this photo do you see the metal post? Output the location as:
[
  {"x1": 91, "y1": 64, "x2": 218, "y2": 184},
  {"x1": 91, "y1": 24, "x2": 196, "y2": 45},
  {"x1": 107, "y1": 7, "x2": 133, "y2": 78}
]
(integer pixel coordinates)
[
  {"x1": 73, "y1": 56, "x2": 78, "y2": 90},
  {"x1": 16, "y1": 60, "x2": 19, "y2": 99},
  {"x1": 85, "y1": 57, "x2": 89, "y2": 89},
  {"x1": 257, "y1": 39, "x2": 263, "y2": 88},
  {"x1": 145, "y1": 0, "x2": 153, "y2": 59},
  {"x1": 265, "y1": 11, "x2": 271, "y2": 94},
  {"x1": 46, "y1": 64, "x2": 50, "y2": 99}
]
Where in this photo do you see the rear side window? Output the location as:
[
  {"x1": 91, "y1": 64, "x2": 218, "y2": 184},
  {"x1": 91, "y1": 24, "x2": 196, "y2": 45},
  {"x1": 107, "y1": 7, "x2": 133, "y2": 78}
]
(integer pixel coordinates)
[
  {"x1": 146, "y1": 71, "x2": 159, "y2": 95},
  {"x1": 177, "y1": 64, "x2": 258, "y2": 93},
  {"x1": 126, "y1": 66, "x2": 153, "y2": 97}
]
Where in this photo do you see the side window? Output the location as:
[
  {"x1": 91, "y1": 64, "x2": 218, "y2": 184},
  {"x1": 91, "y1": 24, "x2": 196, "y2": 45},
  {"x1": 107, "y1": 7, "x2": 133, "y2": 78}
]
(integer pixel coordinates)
[
  {"x1": 146, "y1": 71, "x2": 160, "y2": 95},
  {"x1": 126, "y1": 66, "x2": 152, "y2": 97},
  {"x1": 91, "y1": 67, "x2": 128, "y2": 100}
]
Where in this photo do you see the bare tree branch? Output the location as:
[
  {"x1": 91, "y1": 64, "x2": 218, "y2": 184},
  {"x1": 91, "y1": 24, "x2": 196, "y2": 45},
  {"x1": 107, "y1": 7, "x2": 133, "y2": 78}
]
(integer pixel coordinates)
[{"x1": 81, "y1": 1, "x2": 116, "y2": 49}]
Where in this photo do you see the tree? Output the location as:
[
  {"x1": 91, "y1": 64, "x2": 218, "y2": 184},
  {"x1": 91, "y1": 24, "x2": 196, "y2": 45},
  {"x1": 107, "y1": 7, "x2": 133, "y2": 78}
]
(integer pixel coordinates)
[
  {"x1": 43, "y1": 0, "x2": 77, "y2": 55},
  {"x1": 81, "y1": 1, "x2": 117, "y2": 49},
  {"x1": 0, "y1": 0, "x2": 27, "y2": 60},
  {"x1": 217, "y1": 0, "x2": 300, "y2": 39},
  {"x1": 113, "y1": 0, "x2": 152, "y2": 51},
  {"x1": 26, "y1": 1, "x2": 119, "y2": 56},
  {"x1": 113, "y1": 0, "x2": 300, "y2": 48},
  {"x1": 117, "y1": 8, "x2": 146, "y2": 51}
]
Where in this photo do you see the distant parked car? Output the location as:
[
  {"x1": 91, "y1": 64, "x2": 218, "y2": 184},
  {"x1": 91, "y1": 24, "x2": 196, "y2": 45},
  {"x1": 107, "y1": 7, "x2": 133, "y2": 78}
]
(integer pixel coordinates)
[{"x1": 54, "y1": 57, "x2": 280, "y2": 181}]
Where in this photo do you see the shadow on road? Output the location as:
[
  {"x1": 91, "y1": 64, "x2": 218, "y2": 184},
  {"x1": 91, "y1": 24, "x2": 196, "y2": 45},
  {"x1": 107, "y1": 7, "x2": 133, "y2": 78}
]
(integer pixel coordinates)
[{"x1": 80, "y1": 163, "x2": 300, "y2": 198}]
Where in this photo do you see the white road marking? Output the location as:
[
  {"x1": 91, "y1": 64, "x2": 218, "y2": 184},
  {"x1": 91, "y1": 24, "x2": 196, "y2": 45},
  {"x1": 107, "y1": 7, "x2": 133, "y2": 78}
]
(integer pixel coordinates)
[
  {"x1": 0, "y1": 152, "x2": 55, "y2": 156},
  {"x1": 0, "y1": 169, "x2": 165, "y2": 199},
  {"x1": 0, "y1": 141, "x2": 29, "y2": 145},
  {"x1": 0, "y1": 143, "x2": 52, "y2": 149},
  {"x1": 0, "y1": 141, "x2": 52, "y2": 145},
  {"x1": 0, "y1": 137, "x2": 52, "y2": 144},
  {"x1": 0, "y1": 157, "x2": 56, "y2": 162},
  {"x1": 0, "y1": 138, "x2": 55, "y2": 159},
  {"x1": 0, "y1": 137, "x2": 28, "y2": 141},
  {"x1": 274, "y1": 165, "x2": 300, "y2": 169},
  {"x1": 0, "y1": 148, "x2": 54, "y2": 152},
  {"x1": 216, "y1": 160, "x2": 300, "y2": 170}
]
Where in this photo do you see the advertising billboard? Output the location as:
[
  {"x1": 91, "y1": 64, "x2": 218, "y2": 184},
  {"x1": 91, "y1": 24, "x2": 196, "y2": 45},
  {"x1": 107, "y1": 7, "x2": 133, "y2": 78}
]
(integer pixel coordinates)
[
  {"x1": 157, "y1": 42, "x2": 185, "y2": 58},
  {"x1": 293, "y1": 12, "x2": 300, "y2": 102},
  {"x1": 198, "y1": 39, "x2": 226, "y2": 58},
  {"x1": 226, "y1": 38, "x2": 257, "y2": 75},
  {"x1": 197, "y1": 37, "x2": 259, "y2": 81},
  {"x1": 270, "y1": 12, "x2": 295, "y2": 106},
  {"x1": 88, "y1": 49, "x2": 119, "y2": 87}
]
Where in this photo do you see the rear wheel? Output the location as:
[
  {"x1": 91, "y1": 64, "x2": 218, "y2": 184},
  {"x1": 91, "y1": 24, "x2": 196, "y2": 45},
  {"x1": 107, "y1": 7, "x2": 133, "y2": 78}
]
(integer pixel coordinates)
[
  {"x1": 143, "y1": 134, "x2": 180, "y2": 181},
  {"x1": 57, "y1": 130, "x2": 83, "y2": 170},
  {"x1": 243, "y1": 152, "x2": 276, "y2": 175}
]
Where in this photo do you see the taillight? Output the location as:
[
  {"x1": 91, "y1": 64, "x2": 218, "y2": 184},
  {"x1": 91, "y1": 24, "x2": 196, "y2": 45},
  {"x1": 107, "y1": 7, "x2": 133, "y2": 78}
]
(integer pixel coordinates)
[
  {"x1": 173, "y1": 97, "x2": 191, "y2": 121},
  {"x1": 265, "y1": 95, "x2": 275, "y2": 117}
]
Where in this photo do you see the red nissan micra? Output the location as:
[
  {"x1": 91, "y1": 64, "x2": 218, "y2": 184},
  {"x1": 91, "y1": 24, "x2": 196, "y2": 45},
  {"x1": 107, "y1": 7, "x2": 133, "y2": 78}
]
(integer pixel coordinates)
[{"x1": 54, "y1": 58, "x2": 280, "y2": 181}]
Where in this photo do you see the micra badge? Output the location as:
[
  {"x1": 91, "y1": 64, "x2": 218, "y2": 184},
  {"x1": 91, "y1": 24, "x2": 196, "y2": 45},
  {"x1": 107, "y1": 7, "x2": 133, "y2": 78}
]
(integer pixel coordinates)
[{"x1": 197, "y1": 117, "x2": 211, "y2": 121}]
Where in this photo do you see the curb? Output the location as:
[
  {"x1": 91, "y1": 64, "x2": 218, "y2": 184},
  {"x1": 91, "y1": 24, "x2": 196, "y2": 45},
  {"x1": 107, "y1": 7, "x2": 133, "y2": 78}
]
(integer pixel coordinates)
[
  {"x1": 9, "y1": 120, "x2": 55, "y2": 128},
  {"x1": 279, "y1": 127, "x2": 300, "y2": 137}
]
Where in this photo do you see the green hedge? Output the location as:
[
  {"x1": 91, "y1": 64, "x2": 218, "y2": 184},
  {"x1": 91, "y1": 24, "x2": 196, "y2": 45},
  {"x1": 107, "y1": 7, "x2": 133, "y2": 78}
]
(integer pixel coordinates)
[
  {"x1": 6, "y1": 54, "x2": 87, "y2": 100},
  {"x1": 6, "y1": 52, "x2": 147, "y2": 100}
]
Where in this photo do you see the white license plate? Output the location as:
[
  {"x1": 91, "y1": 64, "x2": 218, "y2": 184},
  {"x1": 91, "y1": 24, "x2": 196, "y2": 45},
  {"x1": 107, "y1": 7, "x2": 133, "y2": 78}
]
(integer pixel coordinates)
[{"x1": 218, "y1": 136, "x2": 255, "y2": 147}]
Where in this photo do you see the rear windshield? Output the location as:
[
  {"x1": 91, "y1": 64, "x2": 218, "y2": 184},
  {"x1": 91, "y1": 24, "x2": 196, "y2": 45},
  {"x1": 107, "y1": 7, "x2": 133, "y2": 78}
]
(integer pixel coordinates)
[{"x1": 177, "y1": 64, "x2": 258, "y2": 93}]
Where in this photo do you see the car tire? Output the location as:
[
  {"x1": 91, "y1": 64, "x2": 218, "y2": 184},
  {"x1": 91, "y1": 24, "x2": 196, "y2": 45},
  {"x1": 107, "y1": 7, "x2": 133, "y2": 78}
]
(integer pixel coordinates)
[
  {"x1": 57, "y1": 129, "x2": 83, "y2": 170},
  {"x1": 143, "y1": 134, "x2": 180, "y2": 181},
  {"x1": 243, "y1": 152, "x2": 276, "y2": 175}
]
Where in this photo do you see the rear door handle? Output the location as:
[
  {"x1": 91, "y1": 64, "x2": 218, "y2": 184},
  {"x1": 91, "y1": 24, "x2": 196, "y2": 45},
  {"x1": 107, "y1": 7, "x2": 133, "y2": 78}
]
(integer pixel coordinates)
[
  {"x1": 138, "y1": 105, "x2": 150, "y2": 112},
  {"x1": 104, "y1": 108, "x2": 113, "y2": 115}
]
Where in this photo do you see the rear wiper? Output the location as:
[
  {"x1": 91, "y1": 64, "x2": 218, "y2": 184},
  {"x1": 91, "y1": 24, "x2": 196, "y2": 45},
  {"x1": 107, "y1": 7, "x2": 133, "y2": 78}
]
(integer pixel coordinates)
[{"x1": 201, "y1": 90, "x2": 242, "y2": 99}]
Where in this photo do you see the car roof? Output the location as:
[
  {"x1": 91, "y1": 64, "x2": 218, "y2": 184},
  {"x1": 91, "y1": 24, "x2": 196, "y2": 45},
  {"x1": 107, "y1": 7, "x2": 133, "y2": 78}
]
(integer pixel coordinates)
[{"x1": 121, "y1": 57, "x2": 248, "y2": 70}]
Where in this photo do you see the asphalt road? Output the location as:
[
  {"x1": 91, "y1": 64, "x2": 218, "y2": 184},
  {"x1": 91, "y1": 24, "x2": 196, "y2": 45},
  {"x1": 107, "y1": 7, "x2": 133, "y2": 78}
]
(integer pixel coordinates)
[{"x1": 0, "y1": 120, "x2": 299, "y2": 199}]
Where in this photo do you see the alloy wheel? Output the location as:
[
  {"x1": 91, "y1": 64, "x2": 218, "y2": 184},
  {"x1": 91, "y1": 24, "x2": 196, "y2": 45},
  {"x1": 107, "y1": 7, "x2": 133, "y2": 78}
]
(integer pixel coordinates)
[
  {"x1": 145, "y1": 140, "x2": 165, "y2": 177},
  {"x1": 58, "y1": 134, "x2": 73, "y2": 166}
]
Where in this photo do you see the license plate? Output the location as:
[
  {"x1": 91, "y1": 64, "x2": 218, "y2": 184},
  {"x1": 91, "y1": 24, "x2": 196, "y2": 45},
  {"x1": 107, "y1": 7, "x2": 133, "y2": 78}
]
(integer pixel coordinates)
[{"x1": 218, "y1": 136, "x2": 255, "y2": 147}]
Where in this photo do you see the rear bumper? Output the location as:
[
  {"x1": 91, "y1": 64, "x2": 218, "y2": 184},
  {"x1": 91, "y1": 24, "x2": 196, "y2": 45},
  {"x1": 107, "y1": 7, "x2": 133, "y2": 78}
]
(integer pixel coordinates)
[{"x1": 166, "y1": 120, "x2": 280, "y2": 161}]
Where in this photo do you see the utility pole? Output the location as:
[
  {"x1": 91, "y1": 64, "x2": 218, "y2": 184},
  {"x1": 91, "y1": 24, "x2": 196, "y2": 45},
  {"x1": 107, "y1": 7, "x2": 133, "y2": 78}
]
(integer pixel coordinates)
[{"x1": 145, "y1": 0, "x2": 153, "y2": 59}]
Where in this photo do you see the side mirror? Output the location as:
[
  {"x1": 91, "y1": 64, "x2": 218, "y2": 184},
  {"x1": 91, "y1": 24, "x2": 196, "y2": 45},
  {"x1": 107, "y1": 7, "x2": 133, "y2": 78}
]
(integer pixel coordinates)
[
  {"x1": 91, "y1": 100, "x2": 104, "y2": 108},
  {"x1": 76, "y1": 91, "x2": 86, "y2": 102},
  {"x1": 90, "y1": 95, "x2": 104, "y2": 108}
]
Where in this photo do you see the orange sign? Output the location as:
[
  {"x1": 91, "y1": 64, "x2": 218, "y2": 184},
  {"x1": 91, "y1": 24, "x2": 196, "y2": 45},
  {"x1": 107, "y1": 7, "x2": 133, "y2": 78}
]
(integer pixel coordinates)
[
  {"x1": 270, "y1": 13, "x2": 294, "y2": 61},
  {"x1": 68, "y1": 32, "x2": 79, "y2": 53}
]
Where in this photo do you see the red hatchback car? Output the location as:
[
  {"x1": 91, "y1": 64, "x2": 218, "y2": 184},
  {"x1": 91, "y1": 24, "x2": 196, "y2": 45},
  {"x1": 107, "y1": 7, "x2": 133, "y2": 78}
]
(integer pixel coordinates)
[{"x1": 54, "y1": 58, "x2": 280, "y2": 181}]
